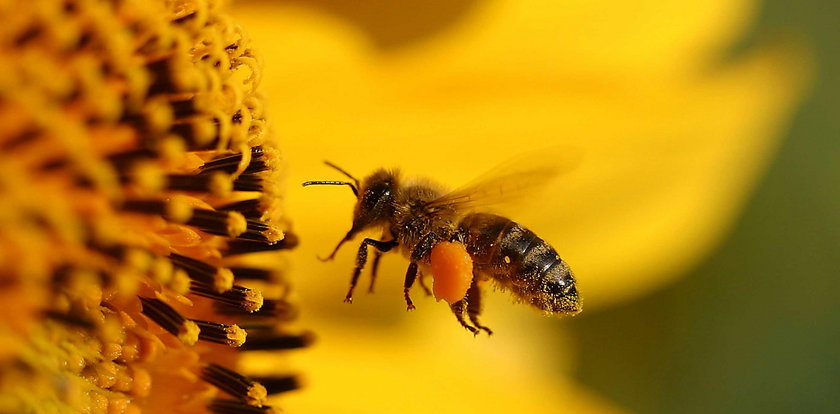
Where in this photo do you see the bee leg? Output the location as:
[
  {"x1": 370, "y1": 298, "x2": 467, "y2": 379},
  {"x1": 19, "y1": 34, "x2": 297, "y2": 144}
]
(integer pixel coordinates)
[
  {"x1": 466, "y1": 280, "x2": 493, "y2": 335},
  {"x1": 450, "y1": 299, "x2": 478, "y2": 335},
  {"x1": 368, "y1": 249, "x2": 383, "y2": 293},
  {"x1": 346, "y1": 239, "x2": 397, "y2": 303},
  {"x1": 416, "y1": 271, "x2": 432, "y2": 297},
  {"x1": 403, "y1": 262, "x2": 418, "y2": 311},
  {"x1": 403, "y1": 232, "x2": 437, "y2": 308}
]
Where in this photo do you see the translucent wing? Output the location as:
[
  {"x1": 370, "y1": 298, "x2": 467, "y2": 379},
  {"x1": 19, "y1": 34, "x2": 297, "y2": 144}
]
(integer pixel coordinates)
[{"x1": 424, "y1": 147, "x2": 582, "y2": 214}]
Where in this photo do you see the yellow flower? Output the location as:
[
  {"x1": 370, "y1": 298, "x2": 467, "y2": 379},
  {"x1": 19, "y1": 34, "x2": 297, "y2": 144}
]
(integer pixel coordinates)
[
  {"x1": 232, "y1": 0, "x2": 810, "y2": 412},
  {"x1": 0, "y1": 0, "x2": 306, "y2": 412}
]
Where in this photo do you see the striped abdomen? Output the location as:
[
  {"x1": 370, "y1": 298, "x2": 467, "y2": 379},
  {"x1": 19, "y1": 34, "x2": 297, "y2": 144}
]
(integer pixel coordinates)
[{"x1": 458, "y1": 213, "x2": 580, "y2": 314}]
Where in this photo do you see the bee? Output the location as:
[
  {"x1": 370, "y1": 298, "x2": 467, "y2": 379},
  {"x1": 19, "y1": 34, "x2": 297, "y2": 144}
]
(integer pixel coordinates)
[{"x1": 303, "y1": 157, "x2": 581, "y2": 334}]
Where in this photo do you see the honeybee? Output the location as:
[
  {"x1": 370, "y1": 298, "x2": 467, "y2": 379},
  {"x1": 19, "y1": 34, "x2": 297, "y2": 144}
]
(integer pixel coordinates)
[{"x1": 303, "y1": 156, "x2": 581, "y2": 334}]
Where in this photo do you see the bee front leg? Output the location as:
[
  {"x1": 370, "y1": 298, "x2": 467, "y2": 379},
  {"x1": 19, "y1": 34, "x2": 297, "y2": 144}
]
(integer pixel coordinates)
[
  {"x1": 466, "y1": 279, "x2": 493, "y2": 335},
  {"x1": 403, "y1": 262, "x2": 418, "y2": 311},
  {"x1": 346, "y1": 239, "x2": 397, "y2": 303},
  {"x1": 368, "y1": 249, "x2": 383, "y2": 293},
  {"x1": 416, "y1": 271, "x2": 432, "y2": 297}
]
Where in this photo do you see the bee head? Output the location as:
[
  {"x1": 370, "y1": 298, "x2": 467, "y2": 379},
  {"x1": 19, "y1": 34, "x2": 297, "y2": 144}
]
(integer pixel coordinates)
[
  {"x1": 303, "y1": 163, "x2": 398, "y2": 260},
  {"x1": 351, "y1": 169, "x2": 397, "y2": 233}
]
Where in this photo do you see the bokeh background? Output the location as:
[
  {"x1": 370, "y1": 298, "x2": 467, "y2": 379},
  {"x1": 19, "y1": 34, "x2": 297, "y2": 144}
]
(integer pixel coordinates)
[
  {"x1": 570, "y1": 1, "x2": 839, "y2": 412},
  {"x1": 232, "y1": 0, "x2": 837, "y2": 412}
]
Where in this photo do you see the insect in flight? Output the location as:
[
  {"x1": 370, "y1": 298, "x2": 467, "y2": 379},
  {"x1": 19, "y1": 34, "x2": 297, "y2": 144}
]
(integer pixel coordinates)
[{"x1": 303, "y1": 156, "x2": 581, "y2": 335}]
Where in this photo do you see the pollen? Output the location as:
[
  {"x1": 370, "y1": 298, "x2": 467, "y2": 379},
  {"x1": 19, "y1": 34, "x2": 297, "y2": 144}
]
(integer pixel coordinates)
[
  {"x1": 0, "y1": 0, "x2": 309, "y2": 412},
  {"x1": 430, "y1": 241, "x2": 475, "y2": 304}
]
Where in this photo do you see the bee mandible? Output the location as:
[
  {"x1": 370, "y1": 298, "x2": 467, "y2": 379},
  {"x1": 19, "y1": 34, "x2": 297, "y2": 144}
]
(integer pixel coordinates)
[{"x1": 303, "y1": 157, "x2": 581, "y2": 335}]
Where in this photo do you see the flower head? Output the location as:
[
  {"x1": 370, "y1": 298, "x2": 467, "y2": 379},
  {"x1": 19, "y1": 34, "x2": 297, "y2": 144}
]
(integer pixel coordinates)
[{"x1": 0, "y1": 0, "x2": 307, "y2": 412}]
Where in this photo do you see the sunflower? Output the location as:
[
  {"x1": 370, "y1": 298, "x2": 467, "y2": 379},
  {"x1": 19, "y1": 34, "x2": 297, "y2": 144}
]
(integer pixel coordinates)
[
  {"x1": 0, "y1": 0, "x2": 810, "y2": 413},
  {"x1": 0, "y1": 0, "x2": 307, "y2": 412}
]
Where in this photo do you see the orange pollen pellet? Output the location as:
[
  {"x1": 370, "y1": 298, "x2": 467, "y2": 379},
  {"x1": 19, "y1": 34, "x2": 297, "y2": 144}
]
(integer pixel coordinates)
[{"x1": 429, "y1": 241, "x2": 474, "y2": 304}]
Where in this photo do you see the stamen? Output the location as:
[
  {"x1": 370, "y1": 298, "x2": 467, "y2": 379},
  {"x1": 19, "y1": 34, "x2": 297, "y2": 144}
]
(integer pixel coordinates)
[
  {"x1": 169, "y1": 95, "x2": 199, "y2": 119},
  {"x1": 255, "y1": 300, "x2": 297, "y2": 321},
  {"x1": 170, "y1": 253, "x2": 235, "y2": 293},
  {"x1": 188, "y1": 209, "x2": 248, "y2": 239},
  {"x1": 201, "y1": 364, "x2": 267, "y2": 407},
  {"x1": 227, "y1": 267, "x2": 273, "y2": 281},
  {"x1": 190, "y1": 282, "x2": 264, "y2": 313},
  {"x1": 166, "y1": 172, "x2": 232, "y2": 196},
  {"x1": 240, "y1": 331, "x2": 314, "y2": 351},
  {"x1": 224, "y1": 232, "x2": 298, "y2": 256},
  {"x1": 43, "y1": 310, "x2": 95, "y2": 329},
  {"x1": 249, "y1": 375, "x2": 301, "y2": 395},
  {"x1": 231, "y1": 173, "x2": 265, "y2": 192},
  {"x1": 207, "y1": 399, "x2": 276, "y2": 414},
  {"x1": 145, "y1": 57, "x2": 179, "y2": 95},
  {"x1": 200, "y1": 147, "x2": 267, "y2": 175},
  {"x1": 215, "y1": 299, "x2": 297, "y2": 321},
  {"x1": 123, "y1": 200, "x2": 277, "y2": 241},
  {"x1": 139, "y1": 297, "x2": 199, "y2": 345},
  {"x1": 216, "y1": 199, "x2": 264, "y2": 219},
  {"x1": 193, "y1": 320, "x2": 247, "y2": 347}
]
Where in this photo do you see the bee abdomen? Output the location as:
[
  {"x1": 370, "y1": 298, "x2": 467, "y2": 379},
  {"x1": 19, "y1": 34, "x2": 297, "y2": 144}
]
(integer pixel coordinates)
[
  {"x1": 459, "y1": 213, "x2": 553, "y2": 272},
  {"x1": 459, "y1": 213, "x2": 579, "y2": 314},
  {"x1": 457, "y1": 213, "x2": 513, "y2": 265}
]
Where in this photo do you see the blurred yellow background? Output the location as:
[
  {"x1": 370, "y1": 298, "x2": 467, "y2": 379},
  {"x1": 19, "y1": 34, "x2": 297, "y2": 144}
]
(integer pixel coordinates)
[{"x1": 232, "y1": 0, "x2": 834, "y2": 412}]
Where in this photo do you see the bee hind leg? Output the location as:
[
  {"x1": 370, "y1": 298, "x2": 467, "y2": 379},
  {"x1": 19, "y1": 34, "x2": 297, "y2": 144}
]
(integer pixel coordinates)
[
  {"x1": 466, "y1": 280, "x2": 493, "y2": 335},
  {"x1": 450, "y1": 299, "x2": 478, "y2": 335}
]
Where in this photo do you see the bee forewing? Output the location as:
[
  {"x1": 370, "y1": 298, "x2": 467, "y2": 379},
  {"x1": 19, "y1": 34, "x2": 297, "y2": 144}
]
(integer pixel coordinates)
[{"x1": 424, "y1": 146, "x2": 582, "y2": 214}]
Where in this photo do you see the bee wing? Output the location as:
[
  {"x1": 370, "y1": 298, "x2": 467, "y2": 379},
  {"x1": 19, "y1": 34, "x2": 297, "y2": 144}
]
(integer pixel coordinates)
[{"x1": 424, "y1": 147, "x2": 582, "y2": 214}]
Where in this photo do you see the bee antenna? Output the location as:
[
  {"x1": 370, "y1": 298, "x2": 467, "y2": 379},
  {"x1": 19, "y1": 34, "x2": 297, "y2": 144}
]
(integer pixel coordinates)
[
  {"x1": 323, "y1": 161, "x2": 360, "y2": 189},
  {"x1": 302, "y1": 181, "x2": 359, "y2": 197}
]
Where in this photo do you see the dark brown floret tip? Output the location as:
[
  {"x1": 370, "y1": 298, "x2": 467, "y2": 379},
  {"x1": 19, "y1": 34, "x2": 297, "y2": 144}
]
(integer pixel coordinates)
[
  {"x1": 139, "y1": 297, "x2": 199, "y2": 345},
  {"x1": 240, "y1": 331, "x2": 315, "y2": 351},
  {"x1": 190, "y1": 282, "x2": 264, "y2": 313},
  {"x1": 193, "y1": 319, "x2": 247, "y2": 347},
  {"x1": 122, "y1": 199, "x2": 280, "y2": 242},
  {"x1": 224, "y1": 231, "x2": 299, "y2": 256},
  {"x1": 250, "y1": 375, "x2": 302, "y2": 395},
  {"x1": 214, "y1": 299, "x2": 298, "y2": 321},
  {"x1": 201, "y1": 363, "x2": 268, "y2": 407},
  {"x1": 208, "y1": 399, "x2": 276, "y2": 414},
  {"x1": 226, "y1": 266, "x2": 281, "y2": 282},
  {"x1": 170, "y1": 253, "x2": 235, "y2": 293},
  {"x1": 199, "y1": 146, "x2": 271, "y2": 175}
]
